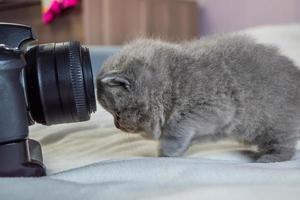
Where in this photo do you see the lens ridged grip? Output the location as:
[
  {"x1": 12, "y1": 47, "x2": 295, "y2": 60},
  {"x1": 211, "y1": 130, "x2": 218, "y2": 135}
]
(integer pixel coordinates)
[{"x1": 67, "y1": 41, "x2": 89, "y2": 121}]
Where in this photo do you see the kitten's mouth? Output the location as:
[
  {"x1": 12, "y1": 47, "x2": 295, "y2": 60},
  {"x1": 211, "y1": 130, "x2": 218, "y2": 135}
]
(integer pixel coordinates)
[
  {"x1": 114, "y1": 118, "x2": 129, "y2": 132},
  {"x1": 113, "y1": 116, "x2": 123, "y2": 129},
  {"x1": 114, "y1": 116, "x2": 138, "y2": 133}
]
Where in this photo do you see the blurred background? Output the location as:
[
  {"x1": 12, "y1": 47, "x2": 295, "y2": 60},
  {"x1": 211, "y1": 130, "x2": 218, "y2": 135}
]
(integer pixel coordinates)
[{"x1": 0, "y1": 0, "x2": 299, "y2": 45}]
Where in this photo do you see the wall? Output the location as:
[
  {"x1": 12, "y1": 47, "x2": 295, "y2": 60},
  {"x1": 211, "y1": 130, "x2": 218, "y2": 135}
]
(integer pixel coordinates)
[{"x1": 197, "y1": 0, "x2": 300, "y2": 35}]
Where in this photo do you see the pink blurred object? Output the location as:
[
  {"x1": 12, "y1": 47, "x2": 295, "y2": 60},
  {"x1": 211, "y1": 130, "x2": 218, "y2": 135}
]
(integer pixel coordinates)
[{"x1": 42, "y1": 0, "x2": 80, "y2": 24}]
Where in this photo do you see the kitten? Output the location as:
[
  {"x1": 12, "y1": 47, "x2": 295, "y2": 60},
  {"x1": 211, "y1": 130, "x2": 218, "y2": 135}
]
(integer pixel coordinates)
[{"x1": 96, "y1": 34, "x2": 300, "y2": 162}]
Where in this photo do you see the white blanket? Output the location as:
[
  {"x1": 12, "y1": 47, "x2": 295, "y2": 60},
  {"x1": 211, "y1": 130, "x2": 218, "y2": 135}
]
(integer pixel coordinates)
[
  {"x1": 1, "y1": 157, "x2": 300, "y2": 200},
  {"x1": 1, "y1": 24, "x2": 300, "y2": 200}
]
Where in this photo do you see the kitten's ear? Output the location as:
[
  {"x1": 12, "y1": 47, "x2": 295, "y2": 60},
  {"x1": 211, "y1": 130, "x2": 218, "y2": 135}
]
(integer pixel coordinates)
[{"x1": 100, "y1": 71, "x2": 130, "y2": 90}]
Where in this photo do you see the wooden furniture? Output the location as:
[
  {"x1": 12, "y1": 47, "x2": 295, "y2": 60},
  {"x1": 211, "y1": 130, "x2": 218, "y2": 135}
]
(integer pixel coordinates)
[
  {"x1": 0, "y1": 0, "x2": 39, "y2": 10},
  {"x1": 0, "y1": 0, "x2": 83, "y2": 43},
  {"x1": 0, "y1": 0, "x2": 199, "y2": 45},
  {"x1": 82, "y1": 0, "x2": 199, "y2": 45}
]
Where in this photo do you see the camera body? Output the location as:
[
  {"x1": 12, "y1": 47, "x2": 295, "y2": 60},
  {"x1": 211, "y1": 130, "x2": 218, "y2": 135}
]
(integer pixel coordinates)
[{"x1": 0, "y1": 23, "x2": 96, "y2": 177}]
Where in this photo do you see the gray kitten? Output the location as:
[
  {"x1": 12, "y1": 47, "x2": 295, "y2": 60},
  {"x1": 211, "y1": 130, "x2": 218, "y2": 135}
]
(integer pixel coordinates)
[{"x1": 96, "y1": 34, "x2": 300, "y2": 162}]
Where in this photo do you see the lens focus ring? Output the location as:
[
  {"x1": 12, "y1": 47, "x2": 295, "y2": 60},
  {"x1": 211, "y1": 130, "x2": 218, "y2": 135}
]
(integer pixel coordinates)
[{"x1": 68, "y1": 41, "x2": 89, "y2": 121}]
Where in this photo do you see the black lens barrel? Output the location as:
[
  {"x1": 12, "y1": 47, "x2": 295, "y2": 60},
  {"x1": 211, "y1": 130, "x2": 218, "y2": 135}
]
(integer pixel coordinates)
[{"x1": 24, "y1": 41, "x2": 96, "y2": 125}]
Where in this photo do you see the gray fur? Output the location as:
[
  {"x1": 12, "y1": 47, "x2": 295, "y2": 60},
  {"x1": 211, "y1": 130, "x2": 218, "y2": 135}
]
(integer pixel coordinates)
[{"x1": 96, "y1": 34, "x2": 300, "y2": 162}]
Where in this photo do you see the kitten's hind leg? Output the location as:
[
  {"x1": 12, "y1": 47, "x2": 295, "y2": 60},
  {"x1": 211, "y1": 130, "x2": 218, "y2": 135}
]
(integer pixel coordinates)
[{"x1": 254, "y1": 130, "x2": 297, "y2": 163}]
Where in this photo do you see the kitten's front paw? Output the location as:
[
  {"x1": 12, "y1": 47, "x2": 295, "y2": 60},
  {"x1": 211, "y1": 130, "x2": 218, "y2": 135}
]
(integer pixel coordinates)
[
  {"x1": 158, "y1": 149, "x2": 169, "y2": 157},
  {"x1": 158, "y1": 137, "x2": 188, "y2": 157},
  {"x1": 158, "y1": 148, "x2": 181, "y2": 157}
]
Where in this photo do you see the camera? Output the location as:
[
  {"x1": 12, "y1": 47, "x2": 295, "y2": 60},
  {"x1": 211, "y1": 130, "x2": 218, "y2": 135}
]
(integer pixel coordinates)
[{"x1": 0, "y1": 23, "x2": 96, "y2": 177}]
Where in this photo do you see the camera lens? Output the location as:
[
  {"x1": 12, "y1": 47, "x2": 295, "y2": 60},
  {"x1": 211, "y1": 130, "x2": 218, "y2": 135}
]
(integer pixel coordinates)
[{"x1": 24, "y1": 41, "x2": 96, "y2": 125}]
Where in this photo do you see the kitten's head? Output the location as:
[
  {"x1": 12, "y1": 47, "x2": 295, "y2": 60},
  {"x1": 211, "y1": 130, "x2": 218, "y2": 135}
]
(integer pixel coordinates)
[{"x1": 96, "y1": 39, "x2": 174, "y2": 139}]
